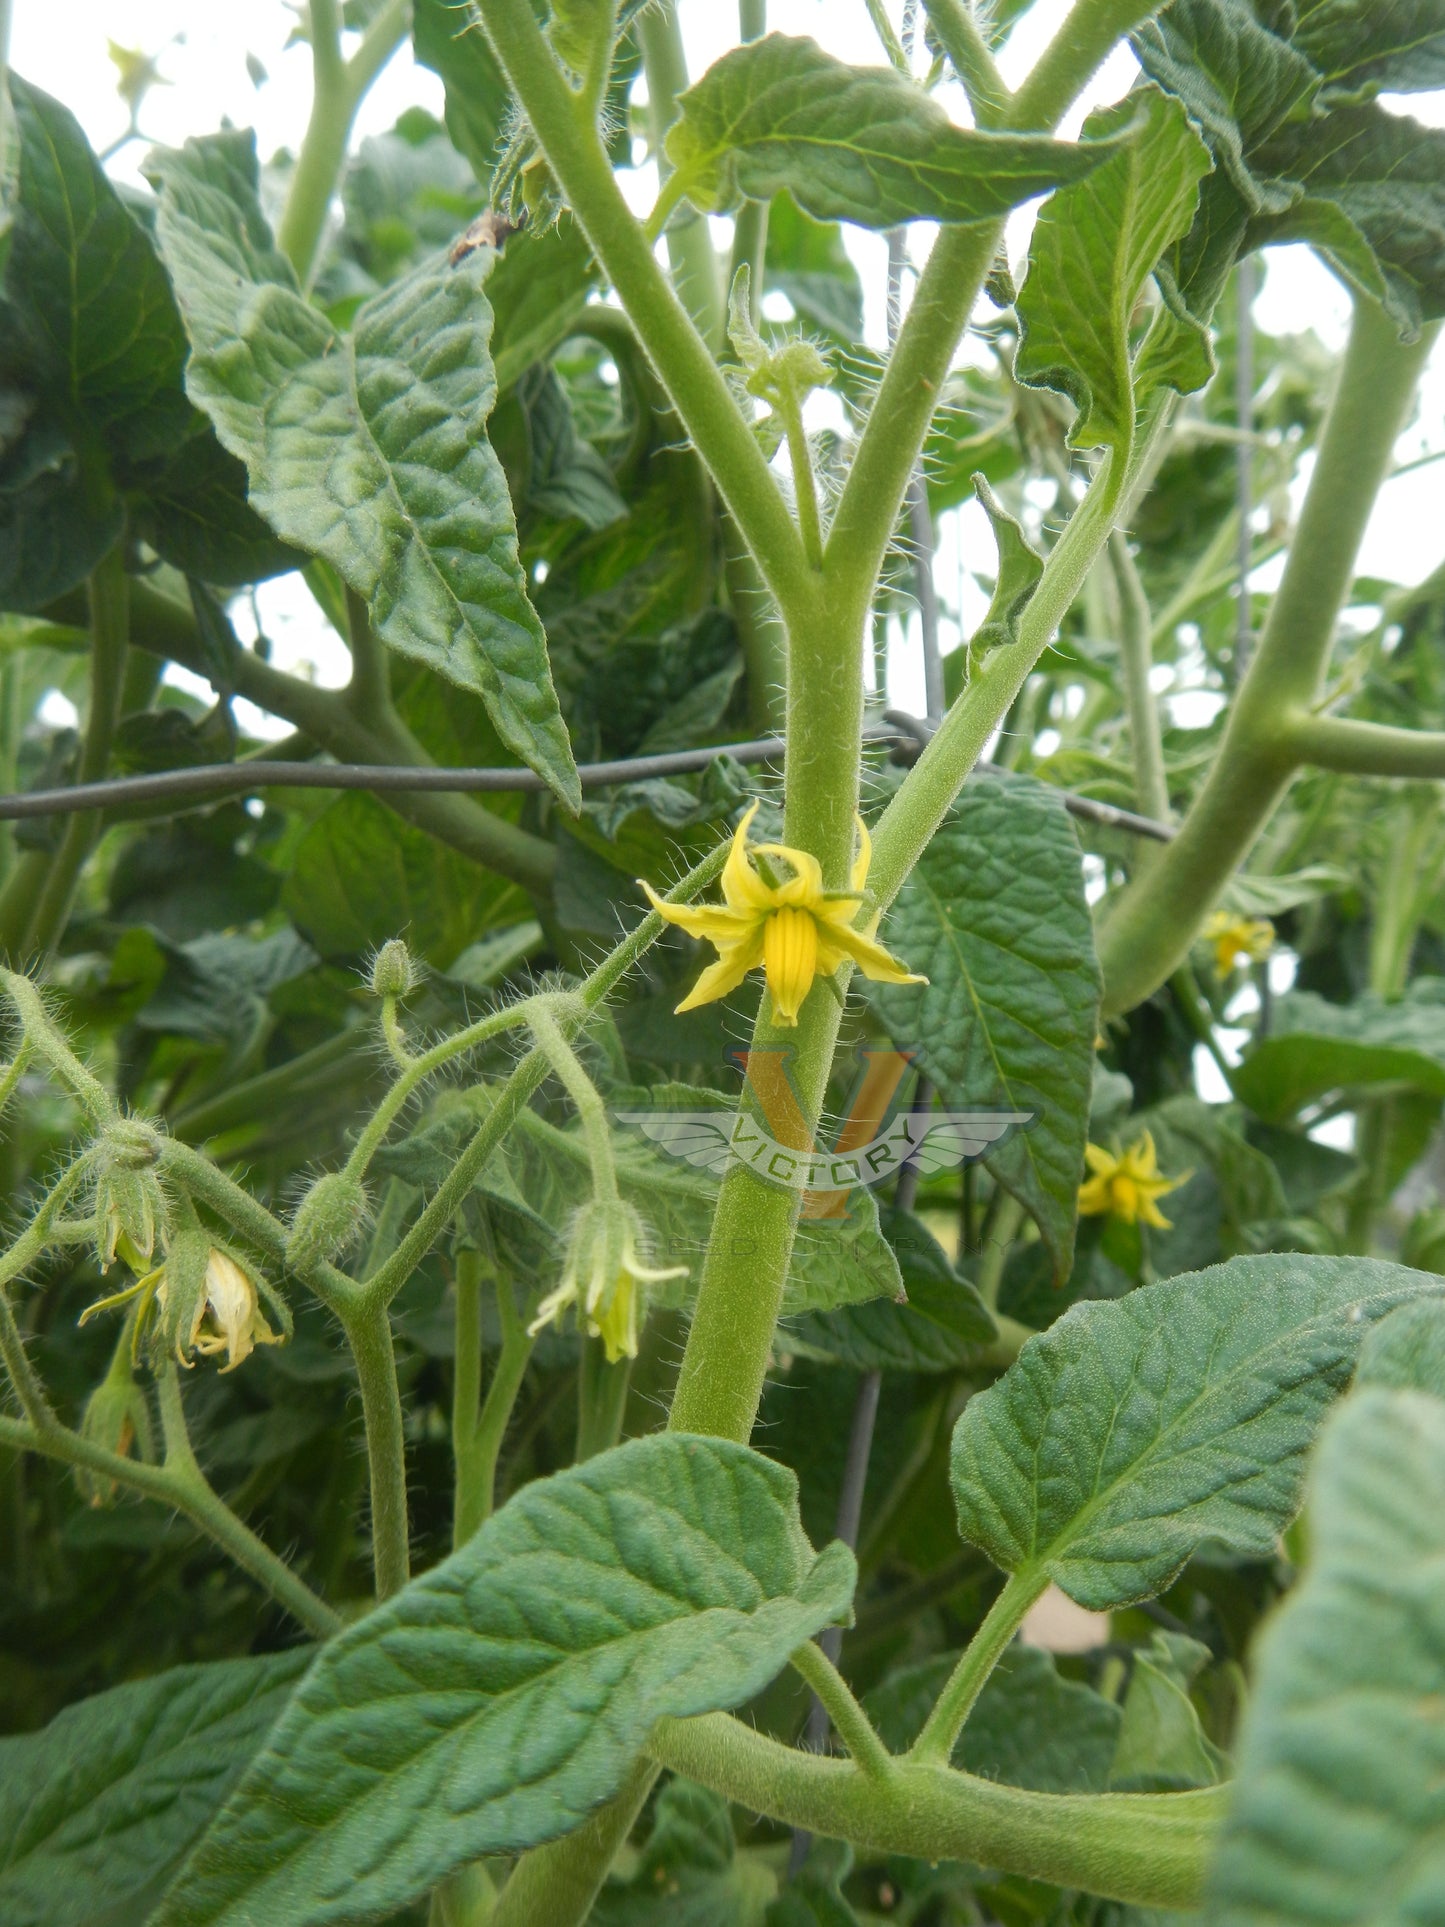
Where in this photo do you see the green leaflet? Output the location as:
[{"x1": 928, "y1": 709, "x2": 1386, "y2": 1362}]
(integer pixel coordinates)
[
  {"x1": 145, "y1": 129, "x2": 580, "y2": 808},
  {"x1": 950, "y1": 1254, "x2": 1445, "y2": 1611},
  {"x1": 1110, "y1": 1632, "x2": 1227, "y2": 1792},
  {"x1": 0, "y1": 78, "x2": 284, "y2": 608},
  {"x1": 0, "y1": 1650, "x2": 311, "y2": 1927},
  {"x1": 412, "y1": 0, "x2": 521, "y2": 186},
  {"x1": 594, "y1": 1779, "x2": 778, "y2": 1925},
  {"x1": 869, "y1": 773, "x2": 1101, "y2": 1284},
  {"x1": 1015, "y1": 85, "x2": 1214, "y2": 451},
  {"x1": 1207, "y1": 1385, "x2": 1445, "y2": 1924},
  {"x1": 1293, "y1": 0, "x2": 1445, "y2": 100},
  {"x1": 665, "y1": 34, "x2": 1117, "y2": 228},
  {"x1": 281, "y1": 791, "x2": 528, "y2": 965},
  {"x1": 785, "y1": 1207, "x2": 996, "y2": 1371},
  {"x1": 156, "y1": 1436, "x2": 855, "y2": 1927},
  {"x1": 970, "y1": 474, "x2": 1044, "y2": 653},
  {"x1": 1131, "y1": 0, "x2": 1320, "y2": 215},
  {"x1": 1355, "y1": 1297, "x2": 1445, "y2": 1400},
  {"x1": 1232, "y1": 979, "x2": 1445, "y2": 1120},
  {"x1": 867, "y1": 1644, "x2": 1123, "y2": 1793},
  {"x1": 1253, "y1": 102, "x2": 1445, "y2": 336}
]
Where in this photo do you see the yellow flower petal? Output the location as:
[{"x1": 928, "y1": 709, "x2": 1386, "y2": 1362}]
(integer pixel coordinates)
[
  {"x1": 674, "y1": 929, "x2": 766, "y2": 1012},
  {"x1": 639, "y1": 881, "x2": 759, "y2": 946},
  {"x1": 720, "y1": 802, "x2": 774, "y2": 914},
  {"x1": 824, "y1": 920, "x2": 928, "y2": 988}
]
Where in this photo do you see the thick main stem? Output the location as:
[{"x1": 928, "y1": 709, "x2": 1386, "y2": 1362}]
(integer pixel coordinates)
[{"x1": 1096, "y1": 301, "x2": 1437, "y2": 1016}]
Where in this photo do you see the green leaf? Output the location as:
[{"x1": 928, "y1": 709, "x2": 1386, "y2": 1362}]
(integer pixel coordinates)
[
  {"x1": 1232, "y1": 980, "x2": 1445, "y2": 1120},
  {"x1": 1206, "y1": 1385, "x2": 1445, "y2": 1924},
  {"x1": 1251, "y1": 102, "x2": 1445, "y2": 334},
  {"x1": 517, "y1": 363, "x2": 627, "y2": 530},
  {"x1": 865, "y1": 1645, "x2": 1122, "y2": 1793},
  {"x1": 1015, "y1": 85, "x2": 1214, "y2": 450},
  {"x1": 785, "y1": 1207, "x2": 996, "y2": 1370},
  {"x1": 0, "y1": 1651, "x2": 310, "y2": 1927},
  {"x1": 950, "y1": 1253, "x2": 1445, "y2": 1611},
  {"x1": 281, "y1": 791, "x2": 528, "y2": 966},
  {"x1": 1131, "y1": 0, "x2": 1320, "y2": 215},
  {"x1": 970, "y1": 473, "x2": 1044, "y2": 652},
  {"x1": 666, "y1": 35, "x2": 1118, "y2": 229},
  {"x1": 5, "y1": 77, "x2": 192, "y2": 457},
  {"x1": 0, "y1": 78, "x2": 274, "y2": 607},
  {"x1": 488, "y1": 216, "x2": 598, "y2": 394},
  {"x1": 412, "y1": 0, "x2": 518, "y2": 187},
  {"x1": 1110, "y1": 1631, "x2": 1226, "y2": 1792},
  {"x1": 595, "y1": 1779, "x2": 777, "y2": 1926},
  {"x1": 870, "y1": 772, "x2": 1102, "y2": 1284},
  {"x1": 1355, "y1": 1297, "x2": 1445, "y2": 1401},
  {"x1": 156, "y1": 1436, "x2": 855, "y2": 1927},
  {"x1": 1293, "y1": 0, "x2": 1445, "y2": 101},
  {"x1": 146, "y1": 129, "x2": 580, "y2": 807}
]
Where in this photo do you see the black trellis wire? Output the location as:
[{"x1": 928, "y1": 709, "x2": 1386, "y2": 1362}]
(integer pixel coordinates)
[{"x1": 0, "y1": 714, "x2": 1176, "y2": 842}]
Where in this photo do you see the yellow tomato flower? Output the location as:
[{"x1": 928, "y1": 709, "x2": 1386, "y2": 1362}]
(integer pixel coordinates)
[
  {"x1": 1203, "y1": 910, "x2": 1274, "y2": 976},
  {"x1": 1078, "y1": 1132, "x2": 1187, "y2": 1230},
  {"x1": 641, "y1": 803, "x2": 926, "y2": 1027},
  {"x1": 80, "y1": 1242, "x2": 284, "y2": 1374}
]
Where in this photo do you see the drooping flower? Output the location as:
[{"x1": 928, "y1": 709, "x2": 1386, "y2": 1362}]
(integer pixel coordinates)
[
  {"x1": 528, "y1": 1199, "x2": 686, "y2": 1363},
  {"x1": 1077, "y1": 1131, "x2": 1187, "y2": 1230},
  {"x1": 641, "y1": 804, "x2": 926, "y2": 1027},
  {"x1": 1202, "y1": 910, "x2": 1274, "y2": 976},
  {"x1": 80, "y1": 1241, "x2": 285, "y2": 1374}
]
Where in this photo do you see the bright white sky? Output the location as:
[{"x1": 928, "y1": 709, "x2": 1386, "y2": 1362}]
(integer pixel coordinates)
[{"x1": 12, "y1": 0, "x2": 1445, "y2": 725}]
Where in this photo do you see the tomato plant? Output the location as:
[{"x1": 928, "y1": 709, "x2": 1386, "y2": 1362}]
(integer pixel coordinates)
[{"x1": 3, "y1": 2, "x2": 1445, "y2": 1923}]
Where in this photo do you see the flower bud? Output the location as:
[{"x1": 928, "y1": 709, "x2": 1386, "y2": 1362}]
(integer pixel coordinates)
[
  {"x1": 369, "y1": 939, "x2": 417, "y2": 1001},
  {"x1": 286, "y1": 1171, "x2": 370, "y2": 1271},
  {"x1": 76, "y1": 1367, "x2": 155, "y2": 1507},
  {"x1": 93, "y1": 1118, "x2": 166, "y2": 1272}
]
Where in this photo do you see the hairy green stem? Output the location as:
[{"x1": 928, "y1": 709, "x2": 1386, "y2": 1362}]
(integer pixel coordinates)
[
  {"x1": 911, "y1": 1567, "x2": 1046, "y2": 1761},
  {"x1": 159, "y1": 1137, "x2": 357, "y2": 1316},
  {"x1": 456, "y1": 1276, "x2": 532, "y2": 1541},
  {"x1": 870, "y1": 447, "x2": 1129, "y2": 910},
  {"x1": 473, "y1": 0, "x2": 810, "y2": 614},
  {"x1": 650, "y1": 1712, "x2": 1223, "y2": 1908},
  {"x1": 922, "y1": 0, "x2": 1010, "y2": 123},
  {"x1": 530, "y1": 1005, "x2": 618, "y2": 1200},
  {"x1": 1286, "y1": 713, "x2": 1445, "y2": 779},
  {"x1": 1097, "y1": 302, "x2": 1438, "y2": 1016},
  {"x1": 638, "y1": 2, "x2": 724, "y2": 350},
  {"x1": 0, "y1": 1408, "x2": 340, "y2": 1637},
  {"x1": 276, "y1": 0, "x2": 408, "y2": 286},
  {"x1": 342, "y1": 1295, "x2": 410, "y2": 1599},
  {"x1": 0, "y1": 968, "x2": 115, "y2": 1126},
  {"x1": 790, "y1": 1639, "x2": 894, "y2": 1777},
  {"x1": 1110, "y1": 534, "x2": 1170, "y2": 828},
  {"x1": 575, "y1": 1339, "x2": 631, "y2": 1461},
  {"x1": 99, "y1": 578, "x2": 558, "y2": 893}
]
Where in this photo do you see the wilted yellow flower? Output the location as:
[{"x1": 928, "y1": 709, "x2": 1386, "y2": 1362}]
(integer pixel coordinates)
[
  {"x1": 641, "y1": 803, "x2": 925, "y2": 1027},
  {"x1": 529, "y1": 1199, "x2": 686, "y2": 1363},
  {"x1": 162, "y1": 1249, "x2": 281, "y2": 1373},
  {"x1": 1078, "y1": 1132, "x2": 1187, "y2": 1230},
  {"x1": 1203, "y1": 910, "x2": 1274, "y2": 976},
  {"x1": 81, "y1": 1243, "x2": 284, "y2": 1374}
]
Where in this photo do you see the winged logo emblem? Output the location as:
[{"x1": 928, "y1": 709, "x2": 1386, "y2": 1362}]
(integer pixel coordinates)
[{"x1": 615, "y1": 1105, "x2": 1033, "y2": 1194}]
